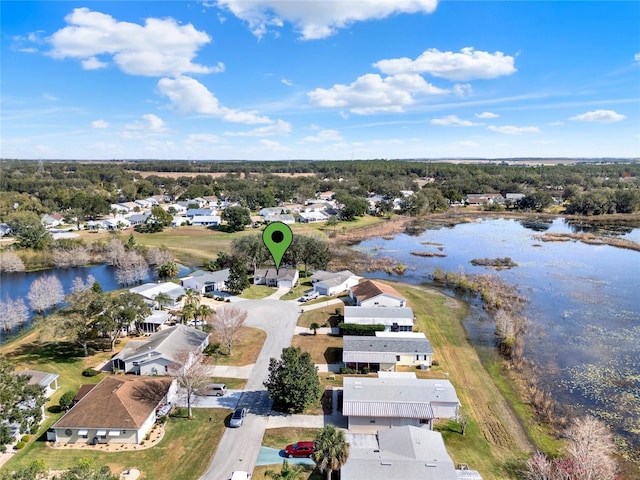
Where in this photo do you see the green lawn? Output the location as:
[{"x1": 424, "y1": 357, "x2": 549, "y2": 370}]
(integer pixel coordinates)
[{"x1": 3, "y1": 409, "x2": 228, "y2": 480}]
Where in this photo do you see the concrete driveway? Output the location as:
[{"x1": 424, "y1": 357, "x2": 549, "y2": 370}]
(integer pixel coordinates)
[
  {"x1": 199, "y1": 299, "x2": 300, "y2": 480},
  {"x1": 256, "y1": 447, "x2": 315, "y2": 467}
]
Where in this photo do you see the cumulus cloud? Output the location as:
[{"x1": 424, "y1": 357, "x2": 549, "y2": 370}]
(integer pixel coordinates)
[
  {"x1": 453, "y1": 83, "x2": 472, "y2": 97},
  {"x1": 91, "y1": 119, "x2": 109, "y2": 129},
  {"x1": 301, "y1": 129, "x2": 343, "y2": 142},
  {"x1": 374, "y1": 47, "x2": 516, "y2": 81},
  {"x1": 224, "y1": 119, "x2": 292, "y2": 136},
  {"x1": 214, "y1": 0, "x2": 438, "y2": 40},
  {"x1": 635, "y1": 53, "x2": 640, "y2": 63},
  {"x1": 47, "y1": 8, "x2": 217, "y2": 77},
  {"x1": 570, "y1": 109, "x2": 626, "y2": 123},
  {"x1": 308, "y1": 73, "x2": 447, "y2": 115},
  {"x1": 488, "y1": 125, "x2": 541, "y2": 135},
  {"x1": 431, "y1": 115, "x2": 480, "y2": 127},
  {"x1": 124, "y1": 114, "x2": 167, "y2": 133},
  {"x1": 476, "y1": 111, "x2": 499, "y2": 119},
  {"x1": 157, "y1": 75, "x2": 272, "y2": 124}
]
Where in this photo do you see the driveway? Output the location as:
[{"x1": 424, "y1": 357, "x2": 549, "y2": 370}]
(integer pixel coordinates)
[
  {"x1": 199, "y1": 299, "x2": 300, "y2": 480},
  {"x1": 256, "y1": 447, "x2": 315, "y2": 467}
]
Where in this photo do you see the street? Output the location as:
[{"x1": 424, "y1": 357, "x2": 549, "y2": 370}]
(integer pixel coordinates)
[{"x1": 199, "y1": 299, "x2": 300, "y2": 480}]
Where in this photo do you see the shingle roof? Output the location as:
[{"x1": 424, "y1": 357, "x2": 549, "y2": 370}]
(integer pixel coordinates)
[
  {"x1": 185, "y1": 269, "x2": 230, "y2": 283},
  {"x1": 351, "y1": 280, "x2": 405, "y2": 303},
  {"x1": 54, "y1": 376, "x2": 174, "y2": 429},
  {"x1": 113, "y1": 324, "x2": 208, "y2": 363}
]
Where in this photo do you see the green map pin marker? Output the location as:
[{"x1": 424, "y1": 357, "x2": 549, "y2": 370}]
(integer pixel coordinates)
[{"x1": 263, "y1": 222, "x2": 293, "y2": 273}]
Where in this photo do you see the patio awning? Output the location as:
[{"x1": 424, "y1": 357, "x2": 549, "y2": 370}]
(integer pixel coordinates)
[
  {"x1": 96, "y1": 430, "x2": 107, "y2": 436},
  {"x1": 78, "y1": 429, "x2": 88, "y2": 435},
  {"x1": 108, "y1": 431, "x2": 120, "y2": 436}
]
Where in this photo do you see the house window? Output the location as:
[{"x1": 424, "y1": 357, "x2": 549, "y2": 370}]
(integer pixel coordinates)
[
  {"x1": 423, "y1": 355, "x2": 428, "y2": 361},
  {"x1": 416, "y1": 355, "x2": 420, "y2": 361},
  {"x1": 420, "y1": 419, "x2": 429, "y2": 424},
  {"x1": 122, "y1": 430, "x2": 127, "y2": 435},
  {"x1": 396, "y1": 355, "x2": 400, "y2": 361},
  {"x1": 369, "y1": 419, "x2": 376, "y2": 424}
]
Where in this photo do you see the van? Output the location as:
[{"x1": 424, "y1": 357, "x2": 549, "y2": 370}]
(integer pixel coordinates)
[
  {"x1": 230, "y1": 472, "x2": 251, "y2": 480},
  {"x1": 199, "y1": 383, "x2": 227, "y2": 396}
]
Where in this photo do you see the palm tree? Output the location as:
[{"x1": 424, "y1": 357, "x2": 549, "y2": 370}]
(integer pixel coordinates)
[
  {"x1": 264, "y1": 460, "x2": 305, "y2": 480},
  {"x1": 154, "y1": 292, "x2": 172, "y2": 310},
  {"x1": 313, "y1": 425, "x2": 349, "y2": 480},
  {"x1": 194, "y1": 304, "x2": 213, "y2": 329},
  {"x1": 183, "y1": 288, "x2": 201, "y2": 310},
  {"x1": 309, "y1": 322, "x2": 320, "y2": 336}
]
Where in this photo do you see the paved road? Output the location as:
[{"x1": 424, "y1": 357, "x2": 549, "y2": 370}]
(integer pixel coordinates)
[{"x1": 199, "y1": 299, "x2": 300, "y2": 480}]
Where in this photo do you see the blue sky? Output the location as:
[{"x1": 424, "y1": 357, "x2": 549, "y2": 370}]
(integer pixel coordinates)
[{"x1": 2, "y1": 1, "x2": 639, "y2": 161}]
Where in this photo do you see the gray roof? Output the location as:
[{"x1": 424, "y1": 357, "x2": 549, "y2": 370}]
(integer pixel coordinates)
[
  {"x1": 342, "y1": 376, "x2": 459, "y2": 418},
  {"x1": 254, "y1": 268, "x2": 298, "y2": 280},
  {"x1": 113, "y1": 324, "x2": 208, "y2": 363},
  {"x1": 343, "y1": 335, "x2": 432, "y2": 356},
  {"x1": 184, "y1": 269, "x2": 230, "y2": 284},
  {"x1": 343, "y1": 352, "x2": 398, "y2": 363},
  {"x1": 18, "y1": 370, "x2": 59, "y2": 388},
  {"x1": 130, "y1": 282, "x2": 186, "y2": 302},
  {"x1": 142, "y1": 310, "x2": 171, "y2": 325},
  {"x1": 342, "y1": 426, "x2": 459, "y2": 480},
  {"x1": 344, "y1": 306, "x2": 414, "y2": 325},
  {"x1": 311, "y1": 270, "x2": 356, "y2": 282}
]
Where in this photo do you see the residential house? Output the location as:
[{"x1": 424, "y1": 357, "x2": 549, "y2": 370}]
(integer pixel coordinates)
[
  {"x1": 342, "y1": 426, "x2": 482, "y2": 480},
  {"x1": 317, "y1": 191, "x2": 335, "y2": 201},
  {"x1": 186, "y1": 208, "x2": 216, "y2": 218},
  {"x1": 171, "y1": 216, "x2": 190, "y2": 227},
  {"x1": 311, "y1": 270, "x2": 362, "y2": 296},
  {"x1": 254, "y1": 268, "x2": 299, "y2": 289},
  {"x1": 181, "y1": 269, "x2": 230, "y2": 294},
  {"x1": 101, "y1": 218, "x2": 131, "y2": 230},
  {"x1": 139, "y1": 310, "x2": 172, "y2": 335},
  {"x1": 465, "y1": 193, "x2": 504, "y2": 206},
  {"x1": 342, "y1": 332, "x2": 433, "y2": 372},
  {"x1": 129, "y1": 282, "x2": 187, "y2": 309},
  {"x1": 134, "y1": 199, "x2": 152, "y2": 210},
  {"x1": 298, "y1": 211, "x2": 329, "y2": 223},
  {"x1": 111, "y1": 324, "x2": 209, "y2": 375},
  {"x1": 505, "y1": 193, "x2": 525, "y2": 202},
  {"x1": 343, "y1": 306, "x2": 414, "y2": 332},
  {"x1": 119, "y1": 201, "x2": 141, "y2": 213},
  {"x1": 260, "y1": 207, "x2": 296, "y2": 224},
  {"x1": 163, "y1": 203, "x2": 187, "y2": 215},
  {"x1": 191, "y1": 215, "x2": 221, "y2": 227},
  {"x1": 342, "y1": 373, "x2": 460, "y2": 432},
  {"x1": 350, "y1": 279, "x2": 407, "y2": 307},
  {"x1": 110, "y1": 203, "x2": 130, "y2": 214},
  {"x1": 51, "y1": 376, "x2": 177, "y2": 445},
  {"x1": 127, "y1": 213, "x2": 151, "y2": 226},
  {"x1": 18, "y1": 369, "x2": 59, "y2": 398},
  {"x1": 178, "y1": 198, "x2": 208, "y2": 209},
  {"x1": 41, "y1": 213, "x2": 64, "y2": 229}
]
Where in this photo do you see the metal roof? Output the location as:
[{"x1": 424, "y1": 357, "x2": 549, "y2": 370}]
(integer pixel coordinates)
[
  {"x1": 342, "y1": 400, "x2": 434, "y2": 419},
  {"x1": 343, "y1": 352, "x2": 398, "y2": 363}
]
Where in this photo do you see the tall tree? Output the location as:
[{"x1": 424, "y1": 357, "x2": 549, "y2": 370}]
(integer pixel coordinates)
[
  {"x1": 225, "y1": 256, "x2": 250, "y2": 294},
  {"x1": 97, "y1": 292, "x2": 150, "y2": 350},
  {"x1": 0, "y1": 251, "x2": 25, "y2": 273},
  {"x1": 0, "y1": 298, "x2": 28, "y2": 332},
  {"x1": 6, "y1": 211, "x2": 51, "y2": 250},
  {"x1": 212, "y1": 305, "x2": 247, "y2": 355},
  {"x1": 167, "y1": 351, "x2": 210, "y2": 419},
  {"x1": 27, "y1": 275, "x2": 64, "y2": 315},
  {"x1": 313, "y1": 424, "x2": 350, "y2": 480},
  {"x1": 264, "y1": 346, "x2": 322, "y2": 414},
  {"x1": 158, "y1": 261, "x2": 179, "y2": 280},
  {"x1": 222, "y1": 206, "x2": 251, "y2": 232}
]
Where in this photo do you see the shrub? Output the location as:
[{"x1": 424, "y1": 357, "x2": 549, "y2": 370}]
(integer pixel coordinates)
[
  {"x1": 20, "y1": 435, "x2": 30, "y2": 443},
  {"x1": 59, "y1": 390, "x2": 76, "y2": 411},
  {"x1": 82, "y1": 367, "x2": 100, "y2": 377},
  {"x1": 431, "y1": 360, "x2": 440, "y2": 367},
  {"x1": 14, "y1": 441, "x2": 26, "y2": 450},
  {"x1": 340, "y1": 367, "x2": 356, "y2": 374},
  {"x1": 338, "y1": 323, "x2": 385, "y2": 336}
]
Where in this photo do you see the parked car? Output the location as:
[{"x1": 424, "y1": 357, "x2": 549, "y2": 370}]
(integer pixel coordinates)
[
  {"x1": 285, "y1": 441, "x2": 316, "y2": 458},
  {"x1": 230, "y1": 472, "x2": 251, "y2": 480},
  {"x1": 299, "y1": 290, "x2": 320, "y2": 302},
  {"x1": 197, "y1": 383, "x2": 227, "y2": 396},
  {"x1": 229, "y1": 407, "x2": 247, "y2": 428}
]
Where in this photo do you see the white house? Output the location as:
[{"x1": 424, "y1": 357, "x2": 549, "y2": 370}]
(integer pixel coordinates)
[
  {"x1": 163, "y1": 203, "x2": 187, "y2": 215},
  {"x1": 129, "y1": 282, "x2": 187, "y2": 309},
  {"x1": 139, "y1": 310, "x2": 172, "y2": 335},
  {"x1": 111, "y1": 324, "x2": 209, "y2": 375},
  {"x1": 254, "y1": 268, "x2": 299, "y2": 289},
  {"x1": 51, "y1": 376, "x2": 177, "y2": 445},
  {"x1": 180, "y1": 269, "x2": 230, "y2": 294},
  {"x1": 342, "y1": 426, "x2": 482, "y2": 480},
  {"x1": 342, "y1": 373, "x2": 460, "y2": 432},
  {"x1": 343, "y1": 306, "x2": 414, "y2": 332},
  {"x1": 342, "y1": 332, "x2": 433, "y2": 372},
  {"x1": 186, "y1": 208, "x2": 217, "y2": 218},
  {"x1": 311, "y1": 270, "x2": 362, "y2": 296},
  {"x1": 18, "y1": 369, "x2": 59, "y2": 398},
  {"x1": 298, "y1": 211, "x2": 329, "y2": 223},
  {"x1": 350, "y1": 279, "x2": 407, "y2": 307},
  {"x1": 191, "y1": 215, "x2": 221, "y2": 227}
]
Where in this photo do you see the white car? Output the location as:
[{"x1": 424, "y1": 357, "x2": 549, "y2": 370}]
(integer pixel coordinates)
[
  {"x1": 300, "y1": 290, "x2": 320, "y2": 302},
  {"x1": 230, "y1": 472, "x2": 251, "y2": 480}
]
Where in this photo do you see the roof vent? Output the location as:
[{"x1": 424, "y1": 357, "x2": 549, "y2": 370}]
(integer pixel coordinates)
[{"x1": 380, "y1": 462, "x2": 392, "y2": 466}]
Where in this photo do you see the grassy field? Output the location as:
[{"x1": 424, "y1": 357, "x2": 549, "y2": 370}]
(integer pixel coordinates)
[
  {"x1": 210, "y1": 326, "x2": 266, "y2": 365},
  {"x1": 290, "y1": 333, "x2": 342, "y2": 364}
]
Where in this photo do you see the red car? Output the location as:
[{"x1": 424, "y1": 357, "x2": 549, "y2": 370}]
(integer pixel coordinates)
[{"x1": 285, "y1": 441, "x2": 316, "y2": 458}]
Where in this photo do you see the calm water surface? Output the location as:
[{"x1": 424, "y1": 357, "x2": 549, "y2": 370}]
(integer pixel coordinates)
[{"x1": 355, "y1": 217, "x2": 640, "y2": 456}]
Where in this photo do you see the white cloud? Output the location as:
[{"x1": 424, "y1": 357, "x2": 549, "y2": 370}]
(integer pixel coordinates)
[
  {"x1": 142, "y1": 114, "x2": 166, "y2": 131},
  {"x1": 224, "y1": 119, "x2": 292, "y2": 136},
  {"x1": 122, "y1": 114, "x2": 167, "y2": 139},
  {"x1": 91, "y1": 119, "x2": 109, "y2": 129},
  {"x1": 453, "y1": 83, "x2": 472, "y2": 97},
  {"x1": 301, "y1": 129, "x2": 343, "y2": 142},
  {"x1": 431, "y1": 115, "x2": 480, "y2": 127},
  {"x1": 635, "y1": 53, "x2": 640, "y2": 63},
  {"x1": 374, "y1": 47, "x2": 517, "y2": 81},
  {"x1": 214, "y1": 0, "x2": 438, "y2": 40},
  {"x1": 488, "y1": 125, "x2": 541, "y2": 135},
  {"x1": 47, "y1": 8, "x2": 216, "y2": 77},
  {"x1": 308, "y1": 73, "x2": 447, "y2": 115},
  {"x1": 81, "y1": 56, "x2": 108, "y2": 70},
  {"x1": 570, "y1": 109, "x2": 626, "y2": 123},
  {"x1": 157, "y1": 75, "x2": 272, "y2": 124},
  {"x1": 476, "y1": 111, "x2": 499, "y2": 119},
  {"x1": 281, "y1": 78, "x2": 293, "y2": 86}
]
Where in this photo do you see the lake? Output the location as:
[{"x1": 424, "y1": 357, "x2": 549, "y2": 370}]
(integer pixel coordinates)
[
  {"x1": 354, "y1": 217, "x2": 640, "y2": 459},
  {"x1": 0, "y1": 263, "x2": 191, "y2": 343}
]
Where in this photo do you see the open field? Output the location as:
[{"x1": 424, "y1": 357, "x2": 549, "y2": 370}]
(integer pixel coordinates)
[
  {"x1": 290, "y1": 333, "x2": 342, "y2": 364},
  {"x1": 209, "y1": 325, "x2": 266, "y2": 365}
]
